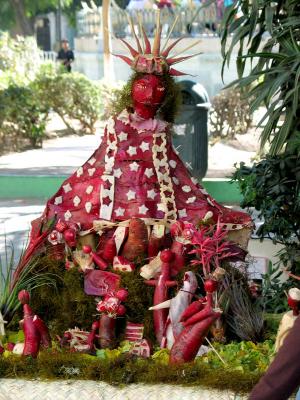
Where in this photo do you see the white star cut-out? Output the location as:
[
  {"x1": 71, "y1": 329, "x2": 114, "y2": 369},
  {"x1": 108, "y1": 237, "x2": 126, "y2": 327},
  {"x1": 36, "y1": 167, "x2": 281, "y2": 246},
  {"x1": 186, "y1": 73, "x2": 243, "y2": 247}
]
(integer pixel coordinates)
[
  {"x1": 88, "y1": 168, "x2": 96, "y2": 177},
  {"x1": 126, "y1": 190, "x2": 136, "y2": 200},
  {"x1": 54, "y1": 196, "x2": 62, "y2": 205},
  {"x1": 126, "y1": 146, "x2": 137, "y2": 156},
  {"x1": 191, "y1": 177, "x2": 198, "y2": 185},
  {"x1": 73, "y1": 196, "x2": 81, "y2": 207},
  {"x1": 114, "y1": 168, "x2": 122, "y2": 178},
  {"x1": 64, "y1": 210, "x2": 72, "y2": 221},
  {"x1": 172, "y1": 177, "x2": 179, "y2": 185},
  {"x1": 129, "y1": 162, "x2": 139, "y2": 172},
  {"x1": 88, "y1": 157, "x2": 96, "y2": 166},
  {"x1": 85, "y1": 202, "x2": 92, "y2": 213},
  {"x1": 157, "y1": 203, "x2": 166, "y2": 212},
  {"x1": 107, "y1": 117, "x2": 115, "y2": 133},
  {"x1": 145, "y1": 168, "x2": 154, "y2": 178},
  {"x1": 115, "y1": 207, "x2": 125, "y2": 217},
  {"x1": 182, "y1": 185, "x2": 191, "y2": 193},
  {"x1": 178, "y1": 209, "x2": 187, "y2": 218},
  {"x1": 147, "y1": 189, "x2": 157, "y2": 200},
  {"x1": 186, "y1": 196, "x2": 196, "y2": 204},
  {"x1": 200, "y1": 188, "x2": 208, "y2": 195},
  {"x1": 169, "y1": 160, "x2": 177, "y2": 169},
  {"x1": 105, "y1": 157, "x2": 114, "y2": 170},
  {"x1": 139, "y1": 204, "x2": 149, "y2": 215},
  {"x1": 118, "y1": 131, "x2": 128, "y2": 142},
  {"x1": 63, "y1": 183, "x2": 72, "y2": 193},
  {"x1": 76, "y1": 167, "x2": 83, "y2": 177},
  {"x1": 86, "y1": 185, "x2": 94, "y2": 194},
  {"x1": 140, "y1": 141, "x2": 150, "y2": 152}
]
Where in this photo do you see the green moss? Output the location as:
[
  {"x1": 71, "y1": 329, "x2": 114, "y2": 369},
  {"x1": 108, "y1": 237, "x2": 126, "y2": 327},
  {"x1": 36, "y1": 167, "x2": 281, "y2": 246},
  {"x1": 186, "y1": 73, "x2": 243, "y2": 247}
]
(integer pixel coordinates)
[
  {"x1": 117, "y1": 270, "x2": 155, "y2": 343},
  {"x1": 29, "y1": 256, "x2": 96, "y2": 334},
  {"x1": 0, "y1": 350, "x2": 262, "y2": 394}
]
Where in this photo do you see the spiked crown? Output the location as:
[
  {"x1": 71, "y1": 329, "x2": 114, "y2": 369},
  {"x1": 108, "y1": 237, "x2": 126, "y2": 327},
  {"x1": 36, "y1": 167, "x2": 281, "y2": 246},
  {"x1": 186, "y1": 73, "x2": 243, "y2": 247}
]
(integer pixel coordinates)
[{"x1": 114, "y1": 12, "x2": 201, "y2": 76}]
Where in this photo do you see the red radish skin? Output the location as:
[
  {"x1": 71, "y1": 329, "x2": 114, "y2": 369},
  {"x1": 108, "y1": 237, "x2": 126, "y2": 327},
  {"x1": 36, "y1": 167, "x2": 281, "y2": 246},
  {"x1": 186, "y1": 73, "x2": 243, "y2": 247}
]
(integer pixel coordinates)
[
  {"x1": 63, "y1": 228, "x2": 77, "y2": 247},
  {"x1": 182, "y1": 306, "x2": 216, "y2": 327},
  {"x1": 115, "y1": 289, "x2": 128, "y2": 302},
  {"x1": 82, "y1": 245, "x2": 108, "y2": 270},
  {"x1": 22, "y1": 304, "x2": 41, "y2": 358},
  {"x1": 18, "y1": 290, "x2": 30, "y2": 304},
  {"x1": 102, "y1": 237, "x2": 117, "y2": 263},
  {"x1": 33, "y1": 315, "x2": 51, "y2": 348},
  {"x1": 145, "y1": 250, "x2": 177, "y2": 345},
  {"x1": 87, "y1": 321, "x2": 100, "y2": 351},
  {"x1": 99, "y1": 314, "x2": 116, "y2": 349},
  {"x1": 170, "y1": 240, "x2": 186, "y2": 276},
  {"x1": 179, "y1": 298, "x2": 206, "y2": 322},
  {"x1": 148, "y1": 235, "x2": 163, "y2": 258},
  {"x1": 170, "y1": 312, "x2": 221, "y2": 364},
  {"x1": 121, "y1": 218, "x2": 148, "y2": 262},
  {"x1": 204, "y1": 279, "x2": 218, "y2": 293}
]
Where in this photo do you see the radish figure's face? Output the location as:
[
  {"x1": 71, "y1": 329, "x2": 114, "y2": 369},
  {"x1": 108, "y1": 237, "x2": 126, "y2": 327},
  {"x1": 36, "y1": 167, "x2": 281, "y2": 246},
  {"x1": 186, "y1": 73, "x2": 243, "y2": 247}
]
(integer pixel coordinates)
[{"x1": 132, "y1": 74, "x2": 166, "y2": 106}]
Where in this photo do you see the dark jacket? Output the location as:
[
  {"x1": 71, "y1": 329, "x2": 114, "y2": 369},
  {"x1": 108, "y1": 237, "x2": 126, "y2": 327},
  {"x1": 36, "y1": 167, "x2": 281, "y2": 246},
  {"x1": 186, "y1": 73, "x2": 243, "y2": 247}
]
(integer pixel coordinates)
[{"x1": 249, "y1": 315, "x2": 300, "y2": 400}]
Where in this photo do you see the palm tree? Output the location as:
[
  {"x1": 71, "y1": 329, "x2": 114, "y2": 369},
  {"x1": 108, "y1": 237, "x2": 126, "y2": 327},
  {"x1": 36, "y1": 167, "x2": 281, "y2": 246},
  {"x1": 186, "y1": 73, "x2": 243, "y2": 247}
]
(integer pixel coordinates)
[{"x1": 221, "y1": 0, "x2": 300, "y2": 155}]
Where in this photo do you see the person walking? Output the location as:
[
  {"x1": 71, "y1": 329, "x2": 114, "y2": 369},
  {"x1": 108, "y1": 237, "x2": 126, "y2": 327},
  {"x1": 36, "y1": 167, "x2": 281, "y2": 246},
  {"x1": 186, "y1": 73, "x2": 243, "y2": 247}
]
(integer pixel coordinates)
[{"x1": 57, "y1": 39, "x2": 74, "y2": 72}]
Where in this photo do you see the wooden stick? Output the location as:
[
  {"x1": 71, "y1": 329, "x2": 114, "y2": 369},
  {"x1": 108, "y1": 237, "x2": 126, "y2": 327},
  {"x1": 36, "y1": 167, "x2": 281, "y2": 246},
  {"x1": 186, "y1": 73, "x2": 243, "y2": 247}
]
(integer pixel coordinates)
[
  {"x1": 205, "y1": 337, "x2": 227, "y2": 365},
  {"x1": 161, "y1": 15, "x2": 179, "y2": 52}
]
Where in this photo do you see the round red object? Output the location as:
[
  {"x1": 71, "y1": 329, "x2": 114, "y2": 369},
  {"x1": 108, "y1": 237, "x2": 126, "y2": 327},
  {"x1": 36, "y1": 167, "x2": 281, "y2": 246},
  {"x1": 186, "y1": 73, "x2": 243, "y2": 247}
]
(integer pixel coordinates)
[
  {"x1": 55, "y1": 220, "x2": 68, "y2": 233},
  {"x1": 63, "y1": 229, "x2": 76, "y2": 247},
  {"x1": 115, "y1": 288, "x2": 128, "y2": 302},
  {"x1": 82, "y1": 245, "x2": 92, "y2": 254},
  {"x1": 7, "y1": 342, "x2": 15, "y2": 352},
  {"x1": 288, "y1": 296, "x2": 300, "y2": 309},
  {"x1": 160, "y1": 249, "x2": 174, "y2": 263},
  {"x1": 116, "y1": 304, "x2": 126, "y2": 316},
  {"x1": 204, "y1": 279, "x2": 218, "y2": 293},
  {"x1": 18, "y1": 290, "x2": 30, "y2": 305}
]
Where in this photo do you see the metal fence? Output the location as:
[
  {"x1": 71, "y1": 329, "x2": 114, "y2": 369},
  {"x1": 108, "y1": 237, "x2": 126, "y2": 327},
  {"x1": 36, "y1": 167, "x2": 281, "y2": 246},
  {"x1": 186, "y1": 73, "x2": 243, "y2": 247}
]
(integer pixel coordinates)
[{"x1": 76, "y1": 4, "x2": 224, "y2": 39}]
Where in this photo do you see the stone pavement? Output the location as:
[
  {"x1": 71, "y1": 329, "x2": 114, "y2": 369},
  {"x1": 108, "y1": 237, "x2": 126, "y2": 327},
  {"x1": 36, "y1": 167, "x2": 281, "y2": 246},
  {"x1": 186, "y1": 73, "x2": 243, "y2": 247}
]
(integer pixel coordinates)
[{"x1": 0, "y1": 379, "x2": 245, "y2": 400}]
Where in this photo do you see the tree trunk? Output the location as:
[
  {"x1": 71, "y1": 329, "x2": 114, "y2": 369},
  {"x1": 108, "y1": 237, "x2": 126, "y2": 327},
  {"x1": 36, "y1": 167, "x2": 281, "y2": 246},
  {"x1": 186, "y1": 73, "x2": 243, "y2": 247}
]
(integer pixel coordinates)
[{"x1": 11, "y1": 0, "x2": 34, "y2": 36}]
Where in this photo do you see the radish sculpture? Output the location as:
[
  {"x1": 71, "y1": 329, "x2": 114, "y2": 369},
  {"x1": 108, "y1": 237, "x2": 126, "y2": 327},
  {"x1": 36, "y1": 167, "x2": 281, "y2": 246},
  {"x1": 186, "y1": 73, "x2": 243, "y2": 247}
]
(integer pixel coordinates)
[
  {"x1": 96, "y1": 288, "x2": 128, "y2": 348},
  {"x1": 149, "y1": 271, "x2": 198, "y2": 349},
  {"x1": 145, "y1": 250, "x2": 178, "y2": 345},
  {"x1": 169, "y1": 279, "x2": 222, "y2": 364},
  {"x1": 18, "y1": 290, "x2": 51, "y2": 358}
]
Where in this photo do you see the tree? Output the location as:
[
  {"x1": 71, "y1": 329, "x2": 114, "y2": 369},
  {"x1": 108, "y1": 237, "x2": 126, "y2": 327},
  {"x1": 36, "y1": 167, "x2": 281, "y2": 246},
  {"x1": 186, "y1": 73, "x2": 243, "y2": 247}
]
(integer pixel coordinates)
[{"x1": 221, "y1": 0, "x2": 300, "y2": 155}]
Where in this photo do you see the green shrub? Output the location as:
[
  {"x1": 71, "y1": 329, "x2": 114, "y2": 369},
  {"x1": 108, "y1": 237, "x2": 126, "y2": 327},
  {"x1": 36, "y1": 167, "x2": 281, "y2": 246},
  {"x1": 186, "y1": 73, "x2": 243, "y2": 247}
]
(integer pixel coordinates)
[
  {"x1": 210, "y1": 87, "x2": 253, "y2": 139},
  {"x1": 0, "y1": 33, "x2": 42, "y2": 89},
  {"x1": 34, "y1": 65, "x2": 102, "y2": 135},
  {"x1": 233, "y1": 149, "x2": 300, "y2": 273},
  {"x1": 0, "y1": 84, "x2": 48, "y2": 148}
]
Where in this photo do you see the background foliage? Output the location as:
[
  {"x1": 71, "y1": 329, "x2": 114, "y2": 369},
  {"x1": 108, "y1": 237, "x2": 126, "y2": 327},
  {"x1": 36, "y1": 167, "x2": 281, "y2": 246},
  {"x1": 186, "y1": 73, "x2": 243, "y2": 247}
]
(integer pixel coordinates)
[
  {"x1": 209, "y1": 87, "x2": 253, "y2": 139},
  {"x1": 221, "y1": 0, "x2": 300, "y2": 155}
]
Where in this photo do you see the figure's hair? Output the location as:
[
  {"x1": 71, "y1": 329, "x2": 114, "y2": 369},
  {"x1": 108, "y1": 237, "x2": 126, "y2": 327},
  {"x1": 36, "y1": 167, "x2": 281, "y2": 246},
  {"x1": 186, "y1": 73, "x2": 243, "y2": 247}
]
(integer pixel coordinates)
[{"x1": 113, "y1": 72, "x2": 182, "y2": 123}]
